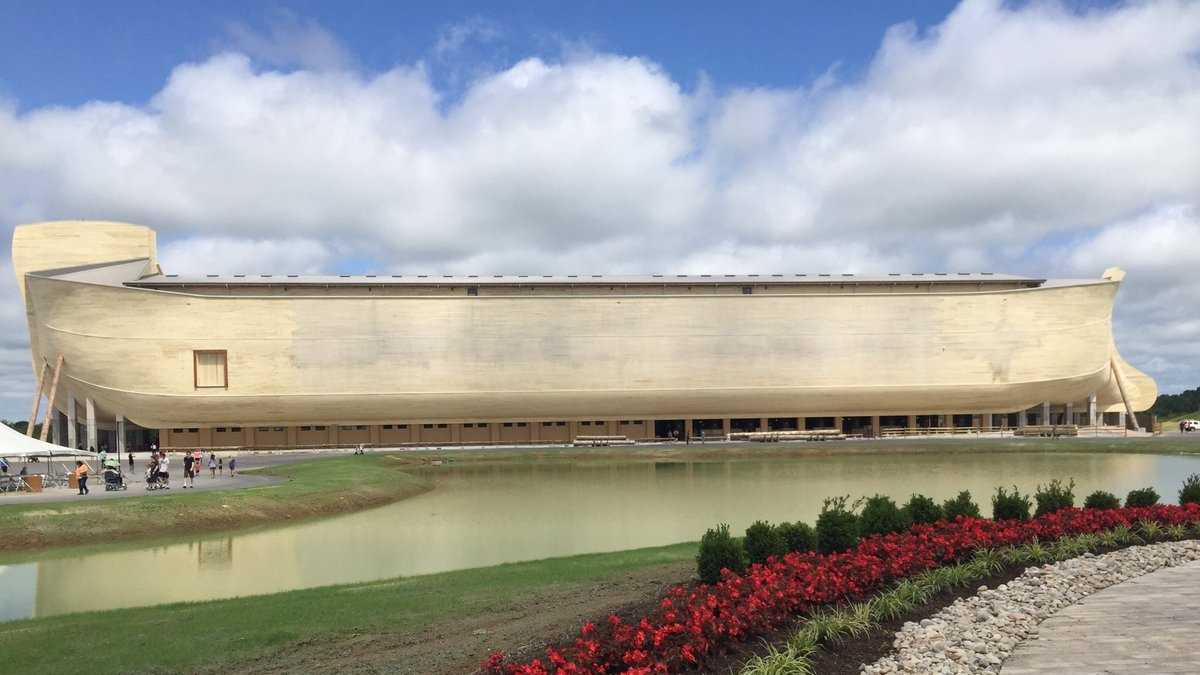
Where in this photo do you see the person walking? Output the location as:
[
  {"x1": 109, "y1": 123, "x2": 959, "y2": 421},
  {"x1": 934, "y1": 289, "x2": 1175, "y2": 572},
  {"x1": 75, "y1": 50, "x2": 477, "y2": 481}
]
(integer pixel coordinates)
[
  {"x1": 229, "y1": 456, "x2": 236, "y2": 477},
  {"x1": 208, "y1": 453, "x2": 217, "y2": 478},
  {"x1": 182, "y1": 452, "x2": 194, "y2": 488},
  {"x1": 74, "y1": 460, "x2": 89, "y2": 495},
  {"x1": 128, "y1": 450, "x2": 135, "y2": 471},
  {"x1": 158, "y1": 451, "x2": 170, "y2": 489},
  {"x1": 218, "y1": 456, "x2": 224, "y2": 476}
]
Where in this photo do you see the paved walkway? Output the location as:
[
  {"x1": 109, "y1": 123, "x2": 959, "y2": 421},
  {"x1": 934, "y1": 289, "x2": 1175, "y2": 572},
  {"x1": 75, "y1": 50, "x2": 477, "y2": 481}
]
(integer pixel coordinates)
[
  {"x1": 0, "y1": 451, "x2": 330, "y2": 505},
  {"x1": 1003, "y1": 560, "x2": 1200, "y2": 674}
]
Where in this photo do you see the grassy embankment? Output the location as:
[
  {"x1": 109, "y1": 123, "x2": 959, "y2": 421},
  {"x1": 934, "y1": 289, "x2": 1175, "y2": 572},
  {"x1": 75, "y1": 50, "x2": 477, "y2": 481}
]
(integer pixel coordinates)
[
  {"x1": 0, "y1": 541, "x2": 696, "y2": 675},
  {"x1": 0, "y1": 454, "x2": 431, "y2": 556}
]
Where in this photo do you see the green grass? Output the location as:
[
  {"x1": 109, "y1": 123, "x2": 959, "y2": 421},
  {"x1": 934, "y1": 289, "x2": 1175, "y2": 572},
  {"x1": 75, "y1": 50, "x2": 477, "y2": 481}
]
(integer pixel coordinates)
[
  {"x1": 0, "y1": 454, "x2": 431, "y2": 558},
  {"x1": 1161, "y1": 412, "x2": 1200, "y2": 425},
  {"x1": 0, "y1": 541, "x2": 696, "y2": 675}
]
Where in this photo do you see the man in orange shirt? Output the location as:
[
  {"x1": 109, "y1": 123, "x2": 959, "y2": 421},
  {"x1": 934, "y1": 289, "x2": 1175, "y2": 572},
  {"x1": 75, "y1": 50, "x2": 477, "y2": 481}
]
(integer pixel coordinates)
[{"x1": 75, "y1": 460, "x2": 90, "y2": 495}]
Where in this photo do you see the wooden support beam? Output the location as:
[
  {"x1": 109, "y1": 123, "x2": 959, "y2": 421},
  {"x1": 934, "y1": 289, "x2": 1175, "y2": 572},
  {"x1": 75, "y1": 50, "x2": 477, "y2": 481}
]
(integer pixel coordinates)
[
  {"x1": 1111, "y1": 357, "x2": 1142, "y2": 432},
  {"x1": 38, "y1": 354, "x2": 64, "y2": 442},
  {"x1": 26, "y1": 361, "x2": 49, "y2": 436}
]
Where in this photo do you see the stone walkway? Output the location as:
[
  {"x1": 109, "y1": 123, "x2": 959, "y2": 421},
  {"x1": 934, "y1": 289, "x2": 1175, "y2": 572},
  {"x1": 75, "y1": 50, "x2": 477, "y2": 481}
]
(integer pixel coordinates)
[{"x1": 1002, "y1": 559, "x2": 1200, "y2": 674}]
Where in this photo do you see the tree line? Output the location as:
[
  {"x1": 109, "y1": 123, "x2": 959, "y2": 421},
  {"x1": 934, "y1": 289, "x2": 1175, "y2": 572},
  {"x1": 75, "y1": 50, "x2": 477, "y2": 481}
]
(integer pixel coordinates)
[{"x1": 1150, "y1": 387, "x2": 1200, "y2": 418}]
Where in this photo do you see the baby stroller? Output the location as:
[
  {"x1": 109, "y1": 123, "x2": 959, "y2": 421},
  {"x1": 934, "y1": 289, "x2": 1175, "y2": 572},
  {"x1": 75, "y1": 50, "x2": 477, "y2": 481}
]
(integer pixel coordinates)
[
  {"x1": 145, "y1": 466, "x2": 170, "y2": 490},
  {"x1": 104, "y1": 467, "x2": 127, "y2": 491}
]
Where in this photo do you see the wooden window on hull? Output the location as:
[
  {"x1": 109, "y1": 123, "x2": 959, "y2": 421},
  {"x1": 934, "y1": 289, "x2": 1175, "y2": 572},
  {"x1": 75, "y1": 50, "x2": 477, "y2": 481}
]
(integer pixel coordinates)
[{"x1": 194, "y1": 350, "x2": 228, "y2": 389}]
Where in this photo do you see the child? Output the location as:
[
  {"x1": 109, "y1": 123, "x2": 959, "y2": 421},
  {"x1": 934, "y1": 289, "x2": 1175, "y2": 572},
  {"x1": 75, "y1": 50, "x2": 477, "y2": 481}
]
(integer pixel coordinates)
[
  {"x1": 229, "y1": 456, "x2": 237, "y2": 477},
  {"x1": 208, "y1": 453, "x2": 217, "y2": 478},
  {"x1": 218, "y1": 457, "x2": 224, "y2": 476}
]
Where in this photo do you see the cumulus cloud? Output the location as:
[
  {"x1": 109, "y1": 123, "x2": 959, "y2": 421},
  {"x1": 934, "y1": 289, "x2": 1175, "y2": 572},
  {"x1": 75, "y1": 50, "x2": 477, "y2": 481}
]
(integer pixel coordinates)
[
  {"x1": 2, "y1": 0, "x2": 1199, "y2": 417},
  {"x1": 1056, "y1": 204, "x2": 1200, "y2": 394}
]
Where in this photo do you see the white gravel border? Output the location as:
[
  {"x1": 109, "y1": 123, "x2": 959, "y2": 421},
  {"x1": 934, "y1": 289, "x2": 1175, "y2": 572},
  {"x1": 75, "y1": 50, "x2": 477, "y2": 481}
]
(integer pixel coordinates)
[{"x1": 860, "y1": 540, "x2": 1200, "y2": 675}]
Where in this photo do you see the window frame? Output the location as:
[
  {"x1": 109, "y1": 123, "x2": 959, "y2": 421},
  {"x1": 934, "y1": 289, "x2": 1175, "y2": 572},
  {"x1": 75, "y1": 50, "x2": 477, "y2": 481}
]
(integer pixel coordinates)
[{"x1": 193, "y1": 349, "x2": 229, "y2": 389}]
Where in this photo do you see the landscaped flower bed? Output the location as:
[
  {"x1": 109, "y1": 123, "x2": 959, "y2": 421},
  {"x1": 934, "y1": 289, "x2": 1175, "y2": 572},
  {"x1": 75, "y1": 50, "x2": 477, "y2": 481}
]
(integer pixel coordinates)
[{"x1": 482, "y1": 503, "x2": 1200, "y2": 674}]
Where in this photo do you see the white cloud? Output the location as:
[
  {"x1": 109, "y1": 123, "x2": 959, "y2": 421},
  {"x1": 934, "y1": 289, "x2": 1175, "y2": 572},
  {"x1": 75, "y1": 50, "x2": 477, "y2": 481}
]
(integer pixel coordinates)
[
  {"x1": 435, "y1": 16, "x2": 504, "y2": 59},
  {"x1": 224, "y1": 10, "x2": 354, "y2": 71},
  {"x1": 158, "y1": 237, "x2": 336, "y2": 275},
  {"x1": 2, "y1": 0, "x2": 1200, "y2": 417}
]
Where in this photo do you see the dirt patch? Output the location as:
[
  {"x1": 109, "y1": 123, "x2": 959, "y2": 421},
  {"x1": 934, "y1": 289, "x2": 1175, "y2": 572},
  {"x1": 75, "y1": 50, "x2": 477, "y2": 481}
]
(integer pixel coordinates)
[
  {"x1": 207, "y1": 560, "x2": 695, "y2": 675},
  {"x1": 206, "y1": 558, "x2": 1017, "y2": 675}
]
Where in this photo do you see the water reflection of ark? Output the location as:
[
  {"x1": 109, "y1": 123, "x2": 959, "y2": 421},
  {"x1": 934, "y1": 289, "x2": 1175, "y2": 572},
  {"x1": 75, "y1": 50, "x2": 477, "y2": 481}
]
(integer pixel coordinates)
[
  {"x1": 197, "y1": 537, "x2": 234, "y2": 570},
  {"x1": 0, "y1": 564, "x2": 37, "y2": 621},
  {"x1": 16, "y1": 536, "x2": 236, "y2": 620}
]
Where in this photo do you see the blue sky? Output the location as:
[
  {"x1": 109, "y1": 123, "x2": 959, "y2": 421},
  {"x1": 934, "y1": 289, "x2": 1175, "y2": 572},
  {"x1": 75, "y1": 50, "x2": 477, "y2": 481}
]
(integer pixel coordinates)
[
  {"x1": 0, "y1": 0, "x2": 1198, "y2": 421},
  {"x1": 5, "y1": 1, "x2": 965, "y2": 109}
]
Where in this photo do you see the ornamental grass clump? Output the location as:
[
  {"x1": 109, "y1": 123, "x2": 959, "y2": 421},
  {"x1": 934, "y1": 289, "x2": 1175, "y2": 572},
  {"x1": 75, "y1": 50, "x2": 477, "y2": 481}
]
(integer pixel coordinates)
[
  {"x1": 942, "y1": 490, "x2": 981, "y2": 519},
  {"x1": 777, "y1": 521, "x2": 817, "y2": 553},
  {"x1": 697, "y1": 523, "x2": 746, "y2": 584},
  {"x1": 745, "y1": 520, "x2": 788, "y2": 565},
  {"x1": 902, "y1": 493, "x2": 943, "y2": 524},
  {"x1": 859, "y1": 494, "x2": 910, "y2": 536},
  {"x1": 1034, "y1": 478, "x2": 1076, "y2": 516},
  {"x1": 1179, "y1": 474, "x2": 1200, "y2": 506},
  {"x1": 816, "y1": 495, "x2": 860, "y2": 553},
  {"x1": 1084, "y1": 490, "x2": 1121, "y2": 509},
  {"x1": 991, "y1": 485, "x2": 1032, "y2": 521},
  {"x1": 1125, "y1": 487, "x2": 1160, "y2": 508}
]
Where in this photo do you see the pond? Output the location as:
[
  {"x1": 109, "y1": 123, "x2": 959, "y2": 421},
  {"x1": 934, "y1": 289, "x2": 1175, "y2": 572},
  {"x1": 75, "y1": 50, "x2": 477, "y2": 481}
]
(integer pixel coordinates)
[{"x1": 3, "y1": 451, "x2": 1199, "y2": 621}]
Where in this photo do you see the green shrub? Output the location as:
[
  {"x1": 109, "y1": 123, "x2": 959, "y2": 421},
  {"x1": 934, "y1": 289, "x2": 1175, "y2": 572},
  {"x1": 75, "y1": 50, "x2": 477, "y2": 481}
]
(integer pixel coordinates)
[
  {"x1": 942, "y1": 490, "x2": 981, "y2": 520},
  {"x1": 816, "y1": 496, "x2": 860, "y2": 554},
  {"x1": 1125, "y1": 487, "x2": 1160, "y2": 508},
  {"x1": 1179, "y1": 474, "x2": 1200, "y2": 506},
  {"x1": 1083, "y1": 490, "x2": 1120, "y2": 509},
  {"x1": 991, "y1": 485, "x2": 1032, "y2": 521},
  {"x1": 744, "y1": 520, "x2": 788, "y2": 565},
  {"x1": 776, "y1": 521, "x2": 817, "y2": 553},
  {"x1": 902, "y1": 493, "x2": 943, "y2": 525},
  {"x1": 859, "y1": 494, "x2": 910, "y2": 536},
  {"x1": 1034, "y1": 478, "x2": 1076, "y2": 516},
  {"x1": 697, "y1": 523, "x2": 746, "y2": 584}
]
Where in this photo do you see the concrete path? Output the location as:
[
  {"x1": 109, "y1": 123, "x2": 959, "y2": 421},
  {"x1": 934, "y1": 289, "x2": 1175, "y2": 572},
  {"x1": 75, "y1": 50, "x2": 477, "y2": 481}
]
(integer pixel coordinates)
[
  {"x1": 0, "y1": 451, "x2": 330, "y2": 505},
  {"x1": 1002, "y1": 560, "x2": 1200, "y2": 674}
]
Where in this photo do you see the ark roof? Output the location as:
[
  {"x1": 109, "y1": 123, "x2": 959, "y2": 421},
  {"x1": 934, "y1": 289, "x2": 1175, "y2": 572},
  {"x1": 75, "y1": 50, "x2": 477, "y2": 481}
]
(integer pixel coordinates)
[{"x1": 129, "y1": 271, "x2": 1046, "y2": 287}]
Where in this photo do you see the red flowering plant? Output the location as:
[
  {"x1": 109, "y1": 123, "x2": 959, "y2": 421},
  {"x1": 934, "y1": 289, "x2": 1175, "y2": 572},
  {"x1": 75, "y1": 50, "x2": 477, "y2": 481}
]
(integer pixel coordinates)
[{"x1": 483, "y1": 503, "x2": 1200, "y2": 674}]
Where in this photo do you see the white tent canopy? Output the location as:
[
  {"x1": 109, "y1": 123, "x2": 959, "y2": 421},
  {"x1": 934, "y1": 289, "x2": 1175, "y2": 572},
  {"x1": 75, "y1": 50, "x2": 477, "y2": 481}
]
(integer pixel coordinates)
[{"x1": 0, "y1": 422, "x2": 97, "y2": 459}]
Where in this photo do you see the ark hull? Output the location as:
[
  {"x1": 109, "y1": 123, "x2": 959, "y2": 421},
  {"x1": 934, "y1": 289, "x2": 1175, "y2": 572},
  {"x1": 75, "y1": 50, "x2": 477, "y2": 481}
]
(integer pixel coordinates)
[{"x1": 13, "y1": 221, "x2": 1156, "y2": 444}]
